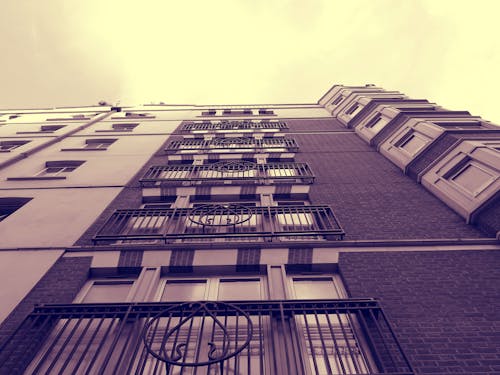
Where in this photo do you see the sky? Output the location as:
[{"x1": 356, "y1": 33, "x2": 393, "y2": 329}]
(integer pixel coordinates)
[{"x1": 1, "y1": 0, "x2": 500, "y2": 124}]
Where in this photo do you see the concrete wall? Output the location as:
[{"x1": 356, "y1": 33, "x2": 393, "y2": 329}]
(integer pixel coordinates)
[
  {"x1": 0, "y1": 188, "x2": 122, "y2": 248},
  {"x1": 0, "y1": 250, "x2": 63, "y2": 324}
]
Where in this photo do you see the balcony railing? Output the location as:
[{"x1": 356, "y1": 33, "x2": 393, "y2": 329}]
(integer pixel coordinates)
[
  {"x1": 93, "y1": 205, "x2": 344, "y2": 244},
  {"x1": 180, "y1": 120, "x2": 288, "y2": 133},
  {"x1": 0, "y1": 300, "x2": 414, "y2": 375},
  {"x1": 165, "y1": 137, "x2": 299, "y2": 154},
  {"x1": 140, "y1": 161, "x2": 315, "y2": 187}
]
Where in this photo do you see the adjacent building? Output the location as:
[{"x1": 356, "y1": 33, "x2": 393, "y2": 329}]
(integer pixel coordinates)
[{"x1": 0, "y1": 84, "x2": 498, "y2": 374}]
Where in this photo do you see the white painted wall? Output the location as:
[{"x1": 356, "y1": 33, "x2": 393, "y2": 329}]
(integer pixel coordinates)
[
  {"x1": 0, "y1": 187, "x2": 122, "y2": 248},
  {"x1": 0, "y1": 249, "x2": 63, "y2": 324}
]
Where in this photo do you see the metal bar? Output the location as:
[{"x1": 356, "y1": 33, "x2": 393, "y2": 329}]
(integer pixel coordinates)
[
  {"x1": 324, "y1": 308, "x2": 348, "y2": 375},
  {"x1": 31, "y1": 313, "x2": 74, "y2": 375},
  {"x1": 5, "y1": 300, "x2": 413, "y2": 375}
]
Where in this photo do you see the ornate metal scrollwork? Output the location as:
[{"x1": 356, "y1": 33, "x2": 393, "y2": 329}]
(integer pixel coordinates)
[
  {"x1": 208, "y1": 160, "x2": 257, "y2": 174},
  {"x1": 188, "y1": 204, "x2": 254, "y2": 227},
  {"x1": 142, "y1": 301, "x2": 253, "y2": 374},
  {"x1": 212, "y1": 137, "x2": 252, "y2": 146}
]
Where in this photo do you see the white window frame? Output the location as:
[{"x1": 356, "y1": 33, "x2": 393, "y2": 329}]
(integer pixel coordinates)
[{"x1": 155, "y1": 275, "x2": 267, "y2": 302}]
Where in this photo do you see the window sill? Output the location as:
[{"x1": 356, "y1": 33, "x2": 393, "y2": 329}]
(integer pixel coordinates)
[
  {"x1": 16, "y1": 131, "x2": 54, "y2": 134},
  {"x1": 7, "y1": 176, "x2": 67, "y2": 181},
  {"x1": 61, "y1": 148, "x2": 107, "y2": 151}
]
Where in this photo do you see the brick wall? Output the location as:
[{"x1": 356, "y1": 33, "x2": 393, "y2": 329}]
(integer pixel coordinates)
[
  {"x1": 339, "y1": 250, "x2": 500, "y2": 375},
  {"x1": 474, "y1": 195, "x2": 500, "y2": 238},
  {"x1": 0, "y1": 256, "x2": 91, "y2": 373},
  {"x1": 407, "y1": 132, "x2": 500, "y2": 181},
  {"x1": 294, "y1": 132, "x2": 487, "y2": 240},
  {"x1": 285, "y1": 117, "x2": 348, "y2": 132}
]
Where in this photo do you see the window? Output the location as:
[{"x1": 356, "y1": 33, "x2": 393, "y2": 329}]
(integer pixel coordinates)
[
  {"x1": 365, "y1": 114, "x2": 390, "y2": 133},
  {"x1": 433, "y1": 121, "x2": 485, "y2": 130},
  {"x1": 345, "y1": 103, "x2": 361, "y2": 115},
  {"x1": 41, "y1": 125, "x2": 65, "y2": 132},
  {"x1": 222, "y1": 109, "x2": 253, "y2": 116},
  {"x1": 395, "y1": 131, "x2": 428, "y2": 155},
  {"x1": 0, "y1": 197, "x2": 32, "y2": 222},
  {"x1": 110, "y1": 112, "x2": 154, "y2": 119},
  {"x1": 46, "y1": 114, "x2": 91, "y2": 121},
  {"x1": 445, "y1": 159, "x2": 497, "y2": 196},
  {"x1": 259, "y1": 108, "x2": 275, "y2": 115},
  {"x1": 112, "y1": 123, "x2": 138, "y2": 131},
  {"x1": 17, "y1": 125, "x2": 66, "y2": 134},
  {"x1": 84, "y1": 138, "x2": 116, "y2": 149},
  {"x1": 36, "y1": 160, "x2": 85, "y2": 177},
  {"x1": 0, "y1": 140, "x2": 30, "y2": 152},
  {"x1": 201, "y1": 109, "x2": 216, "y2": 116},
  {"x1": 124, "y1": 112, "x2": 154, "y2": 119},
  {"x1": 331, "y1": 96, "x2": 344, "y2": 105},
  {"x1": 78, "y1": 279, "x2": 135, "y2": 303},
  {"x1": 289, "y1": 275, "x2": 372, "y2": 374},
  {"x1": 158, "y1": 276, "x2": 265, "y2": 301},
  {"x1": 96, "y1": 123, "x2": 138, "y2": 132},
  {"x1": 61, "y1": 139, "x2": 117, "y2": 151}
]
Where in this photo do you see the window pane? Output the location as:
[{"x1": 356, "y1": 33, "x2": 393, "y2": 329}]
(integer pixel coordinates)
[
  {"x1": 161, "y1": 280, "x2": 207, "y2": 301},
  {"x1": 218, "y1": 279, "x2": 261, "y2": 300},
  {"x1": 452, "y1": 163, "x2": 495, "y2": 194},
  {"x1": 83, "y1": 281, "x2": 133, "y2": 303},
  {"x1": 399, "y1": 134, "x2": 427, "y2": 155},
  {"x1": 293, "y1": 278, "x2": 341, "y2": 299}
]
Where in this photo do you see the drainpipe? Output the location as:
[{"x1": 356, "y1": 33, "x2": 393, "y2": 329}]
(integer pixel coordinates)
[{"x1": 0, "y1": 109, "x2": 119, "y2": 171}]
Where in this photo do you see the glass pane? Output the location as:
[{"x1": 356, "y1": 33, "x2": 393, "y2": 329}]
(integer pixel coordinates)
[
  {"x1": 452, "y1": 164, "x2": 494, "y2": 194},
  {"x1": 83, "y1": 282, "x2": 133, "y2": 303},
  {"x1": 161, "y1": 280, "x2": 207, "y2": 301},
  {"x1": 293, "y1": 279, "x2": 341, "y2": 299},
  {"x1": 400, "y1": 134, "x2": 426, "y2": 155},
  {"x1": 218, "y1": 279, "x2": 261, "y2": 300}
]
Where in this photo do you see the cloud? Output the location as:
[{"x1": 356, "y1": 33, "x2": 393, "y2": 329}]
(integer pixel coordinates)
[{"x1": 0, "y1": 0, "x2": 499, "y2": 123}]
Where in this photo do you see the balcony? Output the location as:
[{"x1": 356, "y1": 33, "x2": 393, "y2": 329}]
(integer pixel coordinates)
[
  {"x1": 0, "y1": 300, "x2": 414, "y2": 375},
  {"x1": 165, "y1": 137, "x2": 299, "y2": 154},
  {"x1": 92, "y1": 204, "x2": 345, "y2": 244},
  {"x1": 140, "y1": 161, "x2": 315, "y2": 187},
  {"x1": 180, "y1": 120, "x2": 288, "y2": 134}
]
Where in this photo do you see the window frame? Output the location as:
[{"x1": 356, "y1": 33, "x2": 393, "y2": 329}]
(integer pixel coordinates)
[
  {"x1": 155, "y1": 275, "x2": 267, "y2": 302},
  {"x1": 74, "y1": 278, "x2": 137, "y2": 303},
  {"x1": 0, "y1": 140, "x2": 30, "y2": 152},
  {"x1": 35, "y1": 160, "x2": 85, "y2": 177},
  {"x1": 0, "y1": 197, "x2": 32, "y2": 222}
]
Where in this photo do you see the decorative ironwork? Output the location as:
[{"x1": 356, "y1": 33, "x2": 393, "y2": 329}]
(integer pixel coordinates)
[
  {"x1": 212, "y1": 137, "x2": 250, "y2": 146},
  {"x1": 142, "y1": 301, "x2": 253, "y2": 374},
  {"x1": 92, "y1": 205, "x2": 345, "y2": 243},
  {"x1": 165, "y1": 137, "x2": 299, "y2": 153},
  {"x1": 139, "y1": 162, "x2": 315, "y2": 186},
  {"x1": 181, "y1": 120, "x2": 288, "y2": 133},
  {"x1": 209, "y1": 160, "x2": 257, "y2": 174},
  {"x1": 0, "y1": 299, "x2": 415, "y2": 375},
  {"x1": 189, "y1": 204, "x2": 254, "y2": 227}
]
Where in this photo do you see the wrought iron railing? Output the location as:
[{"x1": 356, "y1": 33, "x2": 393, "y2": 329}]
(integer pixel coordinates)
[
  {"x1": 140, "y1": 161, "x2": 315, "y2": 187},
  {"x1": 165, "y1": 137, "x2": 299, "y2": 154},
  {"x1": 0, "y1": 300, "x2": 414, "y2": 375},
  {"x1": 180, "y1": 120, "x2": 288, "y2": 133},
  {"x1": 92, "y1": 205, "x2": 344, "y2": 244}
]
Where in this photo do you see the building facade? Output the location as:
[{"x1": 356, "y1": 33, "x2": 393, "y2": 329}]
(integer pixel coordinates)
[{"x1": 0, "y1": 85, "x2": 498, "y2": 374}]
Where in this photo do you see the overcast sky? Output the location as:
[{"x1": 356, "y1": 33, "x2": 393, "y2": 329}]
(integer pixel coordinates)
[{"x1": 2, "y1": 0, "x2": 500, "y2": 123}]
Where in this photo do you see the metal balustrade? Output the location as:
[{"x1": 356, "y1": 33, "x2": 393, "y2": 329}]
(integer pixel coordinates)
[
  {"x1": 180, "y1": 120, "x2": 288, "y2": 133},
  {"x1": 92, "y1": 205, "x2": 344, "y2": 244},
  {"x1": 140, "y1": 161, "x2": 315, "y2": 187},
  {"x1": 165, "y1": 137, "x2": 299, "y2": 154},
  {"x1": 0, "y1": 300, "x2": 414, "y2": 375}
]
